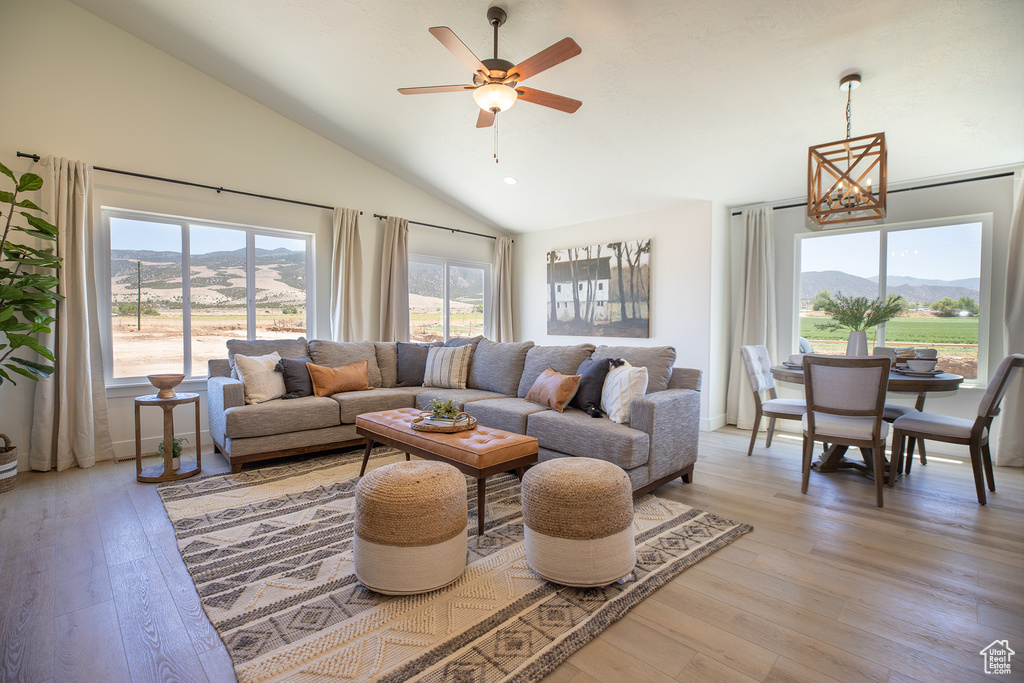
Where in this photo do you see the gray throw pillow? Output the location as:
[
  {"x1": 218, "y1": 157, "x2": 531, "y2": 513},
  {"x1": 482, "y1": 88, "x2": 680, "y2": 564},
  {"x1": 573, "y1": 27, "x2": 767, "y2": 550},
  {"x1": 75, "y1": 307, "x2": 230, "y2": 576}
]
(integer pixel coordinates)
[
  {"x1": 227, "y1": 337, "x2": 308, "y2": 379},
  {"x1": 275, "y1": 356, "x2": 313, "y2": 399},
  {"x1": 517, "y1": 343, "x2": 596, "y2": 397},
  {"x1": 307, "y1": 340, "x2": 383, "y2": 387},
  {"x1": 396, "y1": 341, "x2": 441, "y2": 387}
]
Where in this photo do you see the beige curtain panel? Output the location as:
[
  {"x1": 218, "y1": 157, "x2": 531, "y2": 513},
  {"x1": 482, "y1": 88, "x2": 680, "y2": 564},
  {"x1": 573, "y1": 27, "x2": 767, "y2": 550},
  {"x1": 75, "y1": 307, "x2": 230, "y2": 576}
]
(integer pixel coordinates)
[
  {"x1": 329, "y1": 207, "x2": 363, "y2": 342},
  {"x1": 997, "y1": 171, "x2": 1023, "y2": 466},
  {"x1": 490, "y1": 236, "x2": 515, "y2": 342},
  {"x1": 725, "y1": 207, "x2": 778, "y2": 431},
  {"x1": 378, "y1": 215, "x2": 410, "y2": 342},
  {"x1": 29, "y1": 158, "x2": 113, "y2": 471}
]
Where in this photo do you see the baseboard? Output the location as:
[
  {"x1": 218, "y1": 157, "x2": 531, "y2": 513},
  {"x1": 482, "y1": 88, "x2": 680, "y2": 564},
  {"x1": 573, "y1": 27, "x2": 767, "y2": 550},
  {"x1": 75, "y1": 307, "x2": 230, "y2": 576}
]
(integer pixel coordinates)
[
  {"x1": 111, "y1": 430, "x2": 212, "y2": 462},
  {"x1": 702, "y1": 414, "x2": 727, "y2": 432}
]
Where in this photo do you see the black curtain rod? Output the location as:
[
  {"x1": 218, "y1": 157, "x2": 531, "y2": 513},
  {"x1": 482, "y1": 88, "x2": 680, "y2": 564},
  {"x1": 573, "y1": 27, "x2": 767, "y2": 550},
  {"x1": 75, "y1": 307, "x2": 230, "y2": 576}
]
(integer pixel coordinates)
[
  {"x1": 373, "y1": 213, "x2": 498, "y2": 241},
  {"x1": 730, "y1": 171, "x2": 1016, "y2": 217},
  {"x1": 16, "y1": 151, "x2": 357, "y2": 214}
]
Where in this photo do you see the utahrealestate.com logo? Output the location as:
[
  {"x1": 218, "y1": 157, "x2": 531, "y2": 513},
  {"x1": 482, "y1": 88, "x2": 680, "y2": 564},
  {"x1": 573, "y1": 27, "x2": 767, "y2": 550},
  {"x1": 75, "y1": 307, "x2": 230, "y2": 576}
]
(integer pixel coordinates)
[{"x1": 980, "y1": 640, "x2": 1015, "y2": 675}]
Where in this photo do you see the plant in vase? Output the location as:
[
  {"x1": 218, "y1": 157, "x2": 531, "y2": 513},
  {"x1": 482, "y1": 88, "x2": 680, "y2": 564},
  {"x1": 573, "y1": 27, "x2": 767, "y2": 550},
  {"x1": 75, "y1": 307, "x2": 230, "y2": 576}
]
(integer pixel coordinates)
[
  {"x1": 427, "y1": 398, "x2": 464, "y2": 423},
  {"x1": 814, "y1": 291, "x2": 905, "y2": 356},
  {"x1": 0, "y1": 162, "x2": 63, "y2": 489}
]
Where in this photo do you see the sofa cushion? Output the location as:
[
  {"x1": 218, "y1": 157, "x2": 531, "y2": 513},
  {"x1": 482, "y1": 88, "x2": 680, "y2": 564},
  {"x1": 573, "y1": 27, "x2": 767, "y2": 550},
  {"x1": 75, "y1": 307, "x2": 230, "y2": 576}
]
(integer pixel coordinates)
[
  {"x1": 469, "y1": 339, "x2": 534, "y2": 395},
  {"x1": 516, "y1": 343, "x2": 595, "y2": 397},
  {"x1": 423, "y1": 345, "x2": 472, "y2": 389},
  {"x1": 275, "y1": 356, "x2": 313, "y2": 399},
  {"x1": 234, "y1": 351, "x2": 286, "y2": 404},
  {"x1": 524, "y1": 367, "x2": 581, "y2": 413},
  {"x1": 307, "y1": 340, "x2": 383, "y2": 387},
  {"x1": 527, "y1": 409, "x2": 650, "y2": 470},
  {"x1": 571, "y1": 357, "x2": 613, "y2": 414},
  {"x1": 602, "y1": 361, "x2": 649, "y2": 424},
  {"x1": 396, "y1": 341, "x2": 442, "y2": 387},
  {"x1": 591, "y1": 345, "x2": 676, "y2": 393},
  {"x1": 308, "y1": 360, "x2": 373, "y2": 396},
  {"x1": 373, "y1": 342, "x2": 398, "y2": 388},
  {"x1": 445, "y1": 335, "x2": 483, "y2": 374},
  {"x1": 415, "y1": 388, "x2": 511, "y2": 411},
  {"x1": 332, "y1": 387, "x2": 422, "y2": 423},
  {"x1": 464, "y1": 397, "x2": 549, "y2": 435},
  {"x1": 227, "y1": 337, "x2": 307, "y2": 379},
  {"x1": 224, "y1": 395, "x2": 340, "y2": 439}
]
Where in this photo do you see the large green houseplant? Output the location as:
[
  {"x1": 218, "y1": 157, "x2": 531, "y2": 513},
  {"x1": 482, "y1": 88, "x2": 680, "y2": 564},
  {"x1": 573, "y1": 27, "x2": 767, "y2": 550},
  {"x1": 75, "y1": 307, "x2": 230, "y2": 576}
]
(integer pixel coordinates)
[
  {"x1": 814, "y1": 291, "x2": 905, "y2": 355},
  {"x1": 0, "y1": 160, "x2": 61, "y2": 490}
]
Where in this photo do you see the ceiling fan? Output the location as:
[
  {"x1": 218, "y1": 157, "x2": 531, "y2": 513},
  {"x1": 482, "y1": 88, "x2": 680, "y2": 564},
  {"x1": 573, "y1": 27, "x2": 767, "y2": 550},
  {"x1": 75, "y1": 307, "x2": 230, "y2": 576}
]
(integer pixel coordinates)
[{"x1": 398, "y1": 6, "x2": 582, "y2": 128}]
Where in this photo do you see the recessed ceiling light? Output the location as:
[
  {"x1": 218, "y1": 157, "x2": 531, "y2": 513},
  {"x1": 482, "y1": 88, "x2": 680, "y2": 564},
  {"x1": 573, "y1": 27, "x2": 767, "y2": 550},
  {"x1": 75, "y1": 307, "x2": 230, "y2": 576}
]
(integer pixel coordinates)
[{"x1": 503, "y1": 176, "x2": 518, "y2": 185}]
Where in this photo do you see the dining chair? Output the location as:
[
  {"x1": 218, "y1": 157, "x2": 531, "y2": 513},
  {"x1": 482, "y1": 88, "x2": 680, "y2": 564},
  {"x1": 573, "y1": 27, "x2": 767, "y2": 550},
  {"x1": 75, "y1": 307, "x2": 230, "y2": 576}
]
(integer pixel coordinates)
[
  {"x1": 872, "y1": 346, "x2": 939, "y2": 466},
  {"x1": 801, "y1": 355, "x2": 893, "y2": 507},
  {"x1": 891, "y1": 353, "x2": 1024, "y2": 505},
  {"x1": 740, "y1": 345, "x2": 806, "y2": 457}
]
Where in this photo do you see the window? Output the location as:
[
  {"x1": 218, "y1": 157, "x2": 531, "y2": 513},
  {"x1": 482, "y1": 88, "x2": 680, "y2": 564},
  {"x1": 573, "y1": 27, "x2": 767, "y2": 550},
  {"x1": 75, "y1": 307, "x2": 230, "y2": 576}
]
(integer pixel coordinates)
[
  {"x1": 104, "y1": 209, "x2": 312, "y2": 382},
  {"x1": 408, "y1": 256, "x2": 490, "y2": 342},
  {"x1": 798, "y1": 220, "x2": 984, "y2": 379}
]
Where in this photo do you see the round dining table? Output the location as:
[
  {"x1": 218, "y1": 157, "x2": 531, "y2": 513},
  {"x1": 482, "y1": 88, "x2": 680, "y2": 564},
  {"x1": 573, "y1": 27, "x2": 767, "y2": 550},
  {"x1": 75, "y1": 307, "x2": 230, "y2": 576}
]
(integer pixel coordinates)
[{"x1": 770, "y1": 364, "x2": 964, "y2": 477}]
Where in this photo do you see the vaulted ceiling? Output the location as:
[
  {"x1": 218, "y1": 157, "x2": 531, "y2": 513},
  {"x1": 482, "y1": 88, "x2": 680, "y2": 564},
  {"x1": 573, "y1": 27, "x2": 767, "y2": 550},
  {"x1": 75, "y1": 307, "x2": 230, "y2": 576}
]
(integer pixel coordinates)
[{"x1": 70, "y1": 0, "x2": 1024, "y2": 232}]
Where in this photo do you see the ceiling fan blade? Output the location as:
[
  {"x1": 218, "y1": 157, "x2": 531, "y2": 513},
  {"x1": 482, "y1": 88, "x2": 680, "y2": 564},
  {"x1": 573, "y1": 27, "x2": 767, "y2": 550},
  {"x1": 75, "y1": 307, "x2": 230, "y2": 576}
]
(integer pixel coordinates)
[
  {"x1": 476, "y1": 108, "x2": 496, "y2": 128},
  {"x1": 516, "y1": 87, "x2": 582, "y2": 113},
  {"x1": 509, "y1": 38, "x2": 581, "y2": 81},
  {"x1": 428, "y1": 26, "x2": 490, "y2": 77},
  {"x1": 398, "y1": 84, "x2": 475, "y2": 95}
]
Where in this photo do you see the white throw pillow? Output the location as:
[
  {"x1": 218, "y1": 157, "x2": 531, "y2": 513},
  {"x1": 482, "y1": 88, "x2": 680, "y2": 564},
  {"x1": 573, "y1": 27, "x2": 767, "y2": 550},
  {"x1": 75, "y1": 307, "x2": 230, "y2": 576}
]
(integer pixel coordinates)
[
  {"x1": 234, "y1": 351, "x2": 286, "y2": 404},
  {"x1": 601, "y1": 360, "x2": 649, "y2": 424}
]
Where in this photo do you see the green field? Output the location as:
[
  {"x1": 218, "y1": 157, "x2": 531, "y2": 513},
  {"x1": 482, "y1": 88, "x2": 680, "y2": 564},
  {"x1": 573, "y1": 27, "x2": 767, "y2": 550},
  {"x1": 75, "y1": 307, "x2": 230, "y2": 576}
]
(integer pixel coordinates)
[{"x1": 800, "y1": 316, "x2": 978, "y2": 348}]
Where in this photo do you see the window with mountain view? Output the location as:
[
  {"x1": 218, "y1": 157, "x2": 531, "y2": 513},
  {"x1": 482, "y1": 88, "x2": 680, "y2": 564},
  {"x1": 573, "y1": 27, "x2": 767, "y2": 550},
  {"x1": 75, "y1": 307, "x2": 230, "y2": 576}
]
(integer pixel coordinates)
[
  {"x1": 799, "y1": 221, "x2": 983, "y2": 379},
  {"x1": 106, "y1": 211, "x2": 311, "y2": 381},
  {"x1": 408, "y1": 257, "x2": 489, "y2": 342}
]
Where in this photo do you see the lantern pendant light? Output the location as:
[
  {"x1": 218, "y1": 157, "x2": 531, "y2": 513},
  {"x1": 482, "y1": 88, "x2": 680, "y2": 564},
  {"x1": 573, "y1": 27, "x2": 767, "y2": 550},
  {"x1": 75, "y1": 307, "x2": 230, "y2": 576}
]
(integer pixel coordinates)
[{"x1": 807, "y1": 74, "x2": 887, "y2": 227}]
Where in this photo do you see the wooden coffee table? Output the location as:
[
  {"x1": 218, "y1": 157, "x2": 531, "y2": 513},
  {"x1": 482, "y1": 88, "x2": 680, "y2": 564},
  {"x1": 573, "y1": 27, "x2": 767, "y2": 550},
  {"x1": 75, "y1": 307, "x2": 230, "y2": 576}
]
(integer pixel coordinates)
[{"x1": 355, "y1": 408, "x2": 539, "y2": 536}]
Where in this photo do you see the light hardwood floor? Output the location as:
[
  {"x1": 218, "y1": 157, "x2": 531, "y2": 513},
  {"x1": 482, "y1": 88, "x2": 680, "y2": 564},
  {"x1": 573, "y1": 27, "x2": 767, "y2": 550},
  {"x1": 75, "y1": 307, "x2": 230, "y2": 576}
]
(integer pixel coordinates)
[{"x1": 1, "y1": 428, "x2": 1021, "y2": 683}]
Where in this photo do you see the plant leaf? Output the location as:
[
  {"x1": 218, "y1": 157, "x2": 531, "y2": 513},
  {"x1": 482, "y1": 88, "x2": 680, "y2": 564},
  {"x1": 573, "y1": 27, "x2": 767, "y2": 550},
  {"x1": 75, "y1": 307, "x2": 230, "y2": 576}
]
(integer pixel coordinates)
[
  {"x1": 0, "y1": 307, "x2": 12, "y2": 322},
  {"x1": 3, "y1": 363, "x2": 39, "y2": 381},
  {"x1": 22, "y1": 213, "x2": 58, "y2": 235},
  {"x1": 0, "y1": 162, "x2": 15, "y2": 184},
  {"x1": 10, "y1": 357, "x2": 54, "y2": 377},
  {"x1": 0, "y1": 366, "x2": 15, "y2": 385},
  {"x1": 17, "y1": 173, "x2": 43, "y2": 192},
  {"x1": 15, "y1": 199, "x2": 44, "y2": 212},
  {"x1": 0, "y1": 190, "x2": 14, "y2": 204}
]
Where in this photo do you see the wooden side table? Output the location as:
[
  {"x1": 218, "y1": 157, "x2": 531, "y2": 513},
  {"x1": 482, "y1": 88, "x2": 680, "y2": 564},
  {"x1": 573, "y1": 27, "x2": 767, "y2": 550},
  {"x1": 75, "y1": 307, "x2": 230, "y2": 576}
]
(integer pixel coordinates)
[{"x1": 134, "y1": 392, "x2": 202, "y2": 483}]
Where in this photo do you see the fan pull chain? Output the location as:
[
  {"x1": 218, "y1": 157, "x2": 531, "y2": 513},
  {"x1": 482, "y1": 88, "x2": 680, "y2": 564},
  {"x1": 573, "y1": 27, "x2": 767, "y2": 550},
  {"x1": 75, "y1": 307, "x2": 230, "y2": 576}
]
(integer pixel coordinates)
[{"x1": 493, "y1": 113, "x2": 499, "y2": 164}]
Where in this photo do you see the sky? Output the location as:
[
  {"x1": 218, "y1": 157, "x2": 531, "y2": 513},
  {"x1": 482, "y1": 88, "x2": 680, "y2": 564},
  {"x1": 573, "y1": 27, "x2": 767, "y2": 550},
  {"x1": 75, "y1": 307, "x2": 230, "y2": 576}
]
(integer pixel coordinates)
[
  {"x1": 109, "y1": 217, "x2": 306, "y2": 254},
  {"x1": 800, "y1": 222, "x2": 983, "y2": 281}
]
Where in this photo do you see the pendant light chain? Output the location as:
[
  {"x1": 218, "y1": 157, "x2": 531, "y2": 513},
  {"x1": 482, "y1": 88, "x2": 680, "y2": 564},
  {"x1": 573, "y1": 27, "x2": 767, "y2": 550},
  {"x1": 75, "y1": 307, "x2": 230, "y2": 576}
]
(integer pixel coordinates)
[
  {"x1": 846, "y1": 85, "x2": 853, "y2": 140},
  {"x1": 493, "y1": 111, "x2": 499, "y2": 163}
]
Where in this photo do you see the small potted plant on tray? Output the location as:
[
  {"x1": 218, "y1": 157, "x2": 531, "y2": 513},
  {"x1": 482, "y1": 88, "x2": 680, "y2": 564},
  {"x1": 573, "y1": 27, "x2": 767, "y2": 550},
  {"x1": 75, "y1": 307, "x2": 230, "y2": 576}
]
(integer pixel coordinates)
[{"x1": 815, "y1": 291, "x2": 906, "y2": 356}]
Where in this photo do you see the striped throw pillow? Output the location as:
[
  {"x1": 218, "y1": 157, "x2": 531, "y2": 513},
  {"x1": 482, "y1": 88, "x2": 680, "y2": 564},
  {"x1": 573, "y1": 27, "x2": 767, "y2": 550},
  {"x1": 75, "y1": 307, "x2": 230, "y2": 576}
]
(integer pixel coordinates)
[{"x1": 423, "y1": 345, "x2": 472, "y2": 389}]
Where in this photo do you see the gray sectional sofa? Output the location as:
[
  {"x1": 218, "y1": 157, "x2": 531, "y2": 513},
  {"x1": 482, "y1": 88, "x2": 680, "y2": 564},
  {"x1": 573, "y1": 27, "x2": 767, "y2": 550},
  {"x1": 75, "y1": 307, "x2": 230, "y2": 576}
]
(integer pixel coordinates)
[{"x1": 207, "y1": 336, "x2": 701, "y2": 495}]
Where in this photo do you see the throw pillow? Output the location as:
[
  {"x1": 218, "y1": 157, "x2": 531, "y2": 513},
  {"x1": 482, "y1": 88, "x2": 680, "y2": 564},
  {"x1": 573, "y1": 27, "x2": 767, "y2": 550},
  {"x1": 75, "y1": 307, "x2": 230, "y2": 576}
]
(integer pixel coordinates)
[
  {"x1": 227, "y1": 337, "x2": 307, "y2": 379},
  {"x1": 571, "y1": 357, "x2": 614, "y2": 416},
  {"x1": 234, "y1": 351, "x2": 286, "y2": 404},
  {"x1": 275, "y1": 356, "x2": 314, "y2": 399},
  {"x1": 468, "y1": 339, "x2": 534, "y2": 395},
  {"x1": 423, "y1": 345, "x2": 472, "y2": 389},
  {"x1": 396, "y1": 341, "x2": 441, "y2": 387},
  {"x1": 307, "y1": 360, "x2": 374, "y2": 397},
  {"x1": 524, "y1": 367, "x2": 582, "y2": 413},
  {"x1": 601, "y1": 359, "x2": 649, "y2": 424}
]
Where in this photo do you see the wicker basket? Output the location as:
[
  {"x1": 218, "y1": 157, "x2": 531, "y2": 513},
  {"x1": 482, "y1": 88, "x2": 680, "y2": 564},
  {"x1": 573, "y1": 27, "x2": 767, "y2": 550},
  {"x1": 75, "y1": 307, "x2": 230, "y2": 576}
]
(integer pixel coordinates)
[
  {"x1": 411, "y1": 413, "x2": 477, "y2": 433},
  {"x1": 0, "y1": 434, "x2": 17, "y2": 494}
]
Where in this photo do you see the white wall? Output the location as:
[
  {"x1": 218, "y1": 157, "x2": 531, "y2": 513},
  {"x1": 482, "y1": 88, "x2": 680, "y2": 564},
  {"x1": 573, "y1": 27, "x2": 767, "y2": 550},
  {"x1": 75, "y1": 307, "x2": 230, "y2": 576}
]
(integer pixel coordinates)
[
  {"x1": 731, "y1": 170, "x2": 1021, "y2": 457},
  {"x1": 513, "y1": 202, "x2": 716, "y2": 427},
  {"x1": 0, "y1": 0, "x2": 505, "y2": 467}
]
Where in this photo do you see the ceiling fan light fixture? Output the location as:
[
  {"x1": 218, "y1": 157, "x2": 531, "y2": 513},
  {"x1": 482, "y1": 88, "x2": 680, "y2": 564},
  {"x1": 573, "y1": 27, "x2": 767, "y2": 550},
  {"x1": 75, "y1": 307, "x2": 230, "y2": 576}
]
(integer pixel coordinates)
[{"x1": 473, "y1": 83, "x2": 518, "y2": 113}]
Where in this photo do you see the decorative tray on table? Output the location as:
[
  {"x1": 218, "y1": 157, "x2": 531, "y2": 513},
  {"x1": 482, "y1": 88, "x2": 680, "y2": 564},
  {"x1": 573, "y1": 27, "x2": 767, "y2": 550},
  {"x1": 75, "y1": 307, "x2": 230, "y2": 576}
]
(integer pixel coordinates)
[{"x1": 411, "y1": 412, "x2": 477, "y2": 433}]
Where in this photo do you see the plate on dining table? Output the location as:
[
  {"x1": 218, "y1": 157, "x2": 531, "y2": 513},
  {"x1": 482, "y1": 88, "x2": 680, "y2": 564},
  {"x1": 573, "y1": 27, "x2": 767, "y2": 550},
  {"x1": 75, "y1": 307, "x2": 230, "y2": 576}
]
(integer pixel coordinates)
[
  {"x1": 894, "y1": 368, "x2": 943, "y2": 377},
  {"x1": 782, "y1": 361, "x2": 802, "y2": 369}
]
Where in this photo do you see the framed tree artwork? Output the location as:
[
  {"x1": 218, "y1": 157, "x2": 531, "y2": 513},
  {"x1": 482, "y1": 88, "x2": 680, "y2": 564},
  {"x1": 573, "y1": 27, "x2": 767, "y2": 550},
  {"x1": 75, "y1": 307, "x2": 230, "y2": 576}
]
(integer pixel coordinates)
[{"x1": 546, "y1": 239, "x2": 650, "y2": 337}]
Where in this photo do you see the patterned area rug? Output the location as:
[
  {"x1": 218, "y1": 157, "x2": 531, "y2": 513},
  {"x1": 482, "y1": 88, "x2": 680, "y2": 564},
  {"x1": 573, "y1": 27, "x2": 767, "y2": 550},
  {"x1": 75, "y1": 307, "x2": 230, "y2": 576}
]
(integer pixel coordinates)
[{"x1": 158, "y1": 448, "x2": 752, "y2": 683}]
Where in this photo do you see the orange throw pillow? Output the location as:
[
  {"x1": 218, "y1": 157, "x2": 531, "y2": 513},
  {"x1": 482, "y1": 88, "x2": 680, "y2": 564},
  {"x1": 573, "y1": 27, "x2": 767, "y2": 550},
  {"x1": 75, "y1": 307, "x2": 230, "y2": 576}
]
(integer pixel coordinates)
[
  {"x1": 525, "y1": 366, "x2": 582, "y2": 413},
  {"x1": 307, "y1": 360, "x2": 374, "y2": 397}
]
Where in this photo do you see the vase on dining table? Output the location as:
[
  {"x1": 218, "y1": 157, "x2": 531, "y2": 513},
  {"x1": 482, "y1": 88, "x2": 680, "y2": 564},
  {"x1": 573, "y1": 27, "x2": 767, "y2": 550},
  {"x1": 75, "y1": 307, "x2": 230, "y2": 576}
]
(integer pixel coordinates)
[{"x1": 846, "y1": 330, "x2": 868, "y2": 356}]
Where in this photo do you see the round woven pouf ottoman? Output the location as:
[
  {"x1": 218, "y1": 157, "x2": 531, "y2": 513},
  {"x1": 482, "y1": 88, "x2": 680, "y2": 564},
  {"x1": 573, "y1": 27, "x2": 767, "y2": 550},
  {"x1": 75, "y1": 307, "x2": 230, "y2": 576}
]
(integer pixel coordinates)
[
  {"x1": 354, "y1": 460, "x2": 468, "y2": 595},
  {"x1": 521, "y1": 457, "x2": 636, "y2": 587}
]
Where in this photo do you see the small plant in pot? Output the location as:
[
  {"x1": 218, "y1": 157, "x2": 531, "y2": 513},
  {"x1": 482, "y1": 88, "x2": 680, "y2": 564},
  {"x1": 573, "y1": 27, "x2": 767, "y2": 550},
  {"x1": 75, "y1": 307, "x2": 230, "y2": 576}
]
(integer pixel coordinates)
[
  {"x1": 426, "y1": 399, "x2": 465, "y2": 423},
  {"x1": 0, "y1": 162, "x2": 63, "y2": 490},
  {"x1": 814, "y1": 291, "x2": 905, "y2": 356}
]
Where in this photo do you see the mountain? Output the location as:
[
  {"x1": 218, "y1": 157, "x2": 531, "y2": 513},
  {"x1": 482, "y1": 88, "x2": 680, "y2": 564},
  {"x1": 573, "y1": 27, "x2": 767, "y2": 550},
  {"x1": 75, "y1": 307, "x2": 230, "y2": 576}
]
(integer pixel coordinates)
[
  {"x1": 409, "y1": 261, "x2": 484, "y2": 303},
  {"x1": 801, "y1": 270, "x2": 980, "y2": 304}
]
